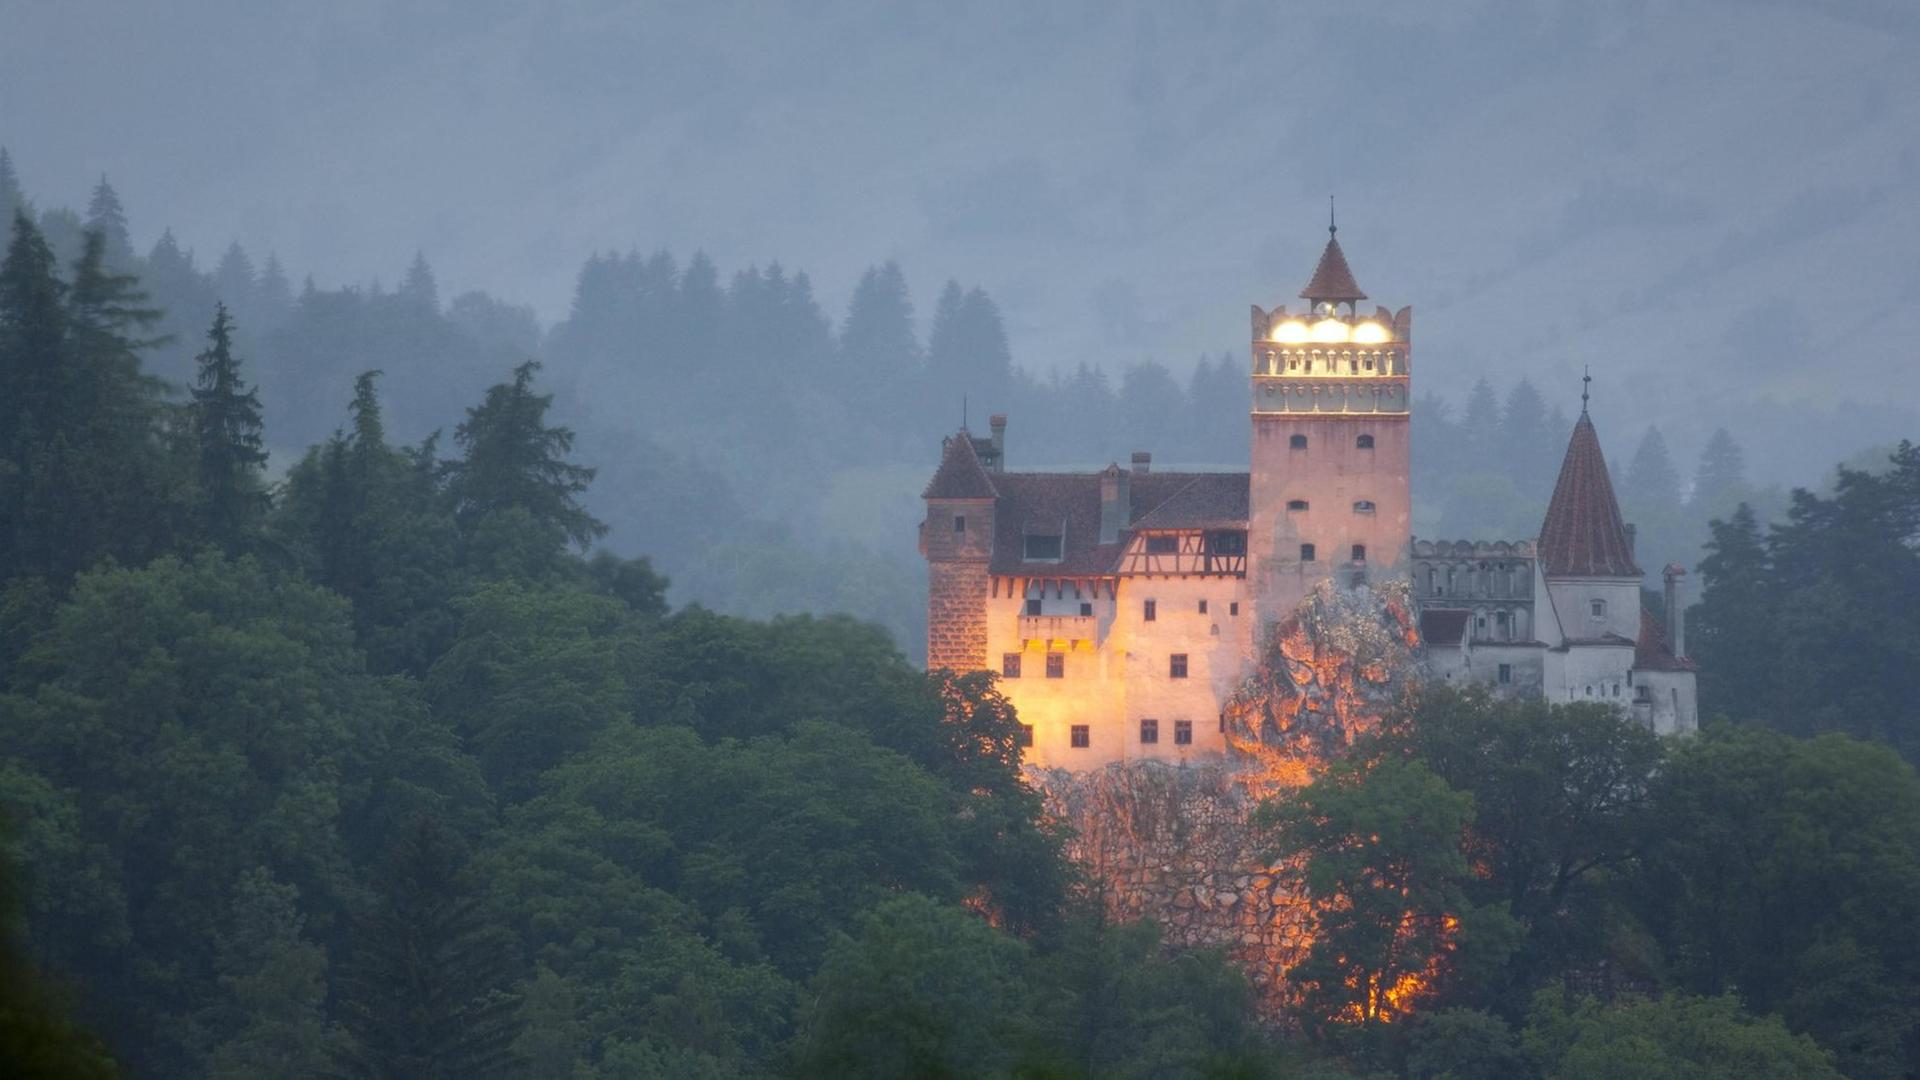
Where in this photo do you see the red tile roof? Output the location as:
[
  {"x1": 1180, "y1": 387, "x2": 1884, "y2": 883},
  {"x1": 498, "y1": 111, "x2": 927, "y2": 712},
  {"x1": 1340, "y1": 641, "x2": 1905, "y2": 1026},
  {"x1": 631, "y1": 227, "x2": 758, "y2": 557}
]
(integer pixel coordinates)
[
  {"x1": 1635, "y1": 606, "x2": 1695, "y2": 671},
  {"x1": 1299, "y1": 231, "x2": 1368, "y2": 303},
  {"x1": 1538, "y1": 413, "x2": 1642, "y2": 577},
  {"x1": 923, "y1": 430, "x2": 998, "y2": 500},
  {"x1": 984, "y1": 470, "x2": 1251, "y2": 576}
]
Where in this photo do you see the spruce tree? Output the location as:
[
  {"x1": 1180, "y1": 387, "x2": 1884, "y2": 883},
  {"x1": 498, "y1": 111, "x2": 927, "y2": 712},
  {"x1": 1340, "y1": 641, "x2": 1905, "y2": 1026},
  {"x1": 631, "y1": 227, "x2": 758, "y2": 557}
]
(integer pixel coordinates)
[
  {"x1": 83, "y1": 175, "x2": 131, "y2": 265},
  {"x1": 399, "y1": 252, "x2": 438, "y2": 313},
  {"x1": 0, "y1": 212, "x2": 71, "y2": 580},
  {"x1": 213, "y1": 241, "x2": 256, "y2": 317},
  {"x1": 1499, "y1": 377, "x2": 1554, "y2": 499},
  {"x1": 333, "y1": 817, "x2": 521, "y2": 1079},
  {"x1": 1626, "y1": 426, "x2": 1683, "y2": 510},
  {"x1": 1692, "y1": 428, "x2": 1747, "y2": 512},
  {"x1": 1692, "y1": 503, "x2": 1773, "y2": 720},
  {"x1": 0, "y1": 149, "x2": 29, "y2": 246},
  {"x1": 257, "y1": 254, "x2": 294, "y2": 328},
  {"x1": 188, "y1": 304, "x2": 269, "y2": 552},
  {"x1": 445, "y1": 360, "x2": 604, "y2": 551},
  {"x1": 202, "y1": 869, "x2": 346, "y2": 1079},
  {"x1": 1459, "y1": 378, "x2": 1501, "y2": 463}
]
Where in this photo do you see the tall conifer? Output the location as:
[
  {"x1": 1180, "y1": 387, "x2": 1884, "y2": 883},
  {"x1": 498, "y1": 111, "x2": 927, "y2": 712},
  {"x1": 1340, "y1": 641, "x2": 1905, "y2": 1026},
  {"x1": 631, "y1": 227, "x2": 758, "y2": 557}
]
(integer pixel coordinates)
[
  {"x1": 83, "y1": 175, "x2": 131, "y2": 264},
  {"x1": 189, "y1": 304, "x2": 269, "y2": 551}
]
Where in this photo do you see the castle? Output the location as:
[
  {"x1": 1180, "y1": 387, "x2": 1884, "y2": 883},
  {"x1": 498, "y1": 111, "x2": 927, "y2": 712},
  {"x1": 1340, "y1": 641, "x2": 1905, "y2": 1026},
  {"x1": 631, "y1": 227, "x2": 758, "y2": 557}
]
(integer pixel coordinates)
[{"x1": 919, "y1": 224, "x2": 1697, "y2": 768}]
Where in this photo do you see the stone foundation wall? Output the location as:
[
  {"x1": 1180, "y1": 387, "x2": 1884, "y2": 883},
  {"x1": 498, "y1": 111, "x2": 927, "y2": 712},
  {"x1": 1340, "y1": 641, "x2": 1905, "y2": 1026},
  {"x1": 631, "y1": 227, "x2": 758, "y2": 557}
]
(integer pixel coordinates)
[{"x1": 1032, "y1": 760, "x2": 1311, "y2": 1012}]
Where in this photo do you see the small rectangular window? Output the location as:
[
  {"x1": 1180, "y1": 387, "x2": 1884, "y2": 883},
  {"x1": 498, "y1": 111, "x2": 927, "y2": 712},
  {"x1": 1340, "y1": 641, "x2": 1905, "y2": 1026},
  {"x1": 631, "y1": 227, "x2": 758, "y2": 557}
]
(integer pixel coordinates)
[
  {"x1": 1218, "y1": 712, "x2": 1227, "y2": 732},
  {"x1": 1002, "y1": 653, "x2": 1021, "y2": 678},
  {"x1": 1046, "y1": 654, "x2": 1064, "y2": 679},
  {"x1": 1300, "y1": 543, "x2": 1316, "y2": 562},
  {"x1": 1143, "y1": 599, "x2": 1157, "y2": 622},
  {"x1": 1017, "y1": 723, "x2": 1034, "y2": 747},
  {"x1": 1497, "y1": 663, "x2": 1512, "y2": 685},
  {"x1": 1139, "y1": 718, "x2": 1158, "y2": 744},
  {"x1": 1025, "y1": 598, "x2": 1042, "y2": 616},
  {"x1": 1174, "y1": 720, "x2": 1192, "y2": 745},
  {"x1": 1070, "y1": 724, "x2": 1090, "y2": 748},
  {"x1": 1198, "y1": 599, "x2": 1209, "y2": 614},
  {"x1": 953, "y1": 515, "x2": 966, "y2": 533},
  {"x1": 1146, "y1": 535, "x2": 1179, "y2": 555},
  {"x1": 1351, "y1": 544, "x2": 1366, "y2": 562},
  {"x1": 1230, "y1": 601, "x2": 1240, "y2": 616},
  {"x1": 1079, "y1": 602, "x2": 1093, "y2": 616},
  {"x1": 1289, "y1": 433, "x2": 1308, "y2": 449},
  {"x1": 1590, "y1": 599, "x2": 1606, "y2": 617},
  {"x1": 1353, "y1": 500, "x2": 1376, "y2": 513},
  {"x1": 1170, "y1": 654, "x2": 1188, "y2": 678}
]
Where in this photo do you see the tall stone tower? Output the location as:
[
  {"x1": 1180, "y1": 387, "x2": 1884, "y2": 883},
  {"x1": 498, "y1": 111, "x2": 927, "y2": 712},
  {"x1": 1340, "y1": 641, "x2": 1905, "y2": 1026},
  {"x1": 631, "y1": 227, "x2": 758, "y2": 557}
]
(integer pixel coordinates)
[
  {"x1": 1247, "y1": 222, "x2": 1413, "y2": 625},
  {"x1": 919, "y1": 429, "x2": 998, "y2": 670}
]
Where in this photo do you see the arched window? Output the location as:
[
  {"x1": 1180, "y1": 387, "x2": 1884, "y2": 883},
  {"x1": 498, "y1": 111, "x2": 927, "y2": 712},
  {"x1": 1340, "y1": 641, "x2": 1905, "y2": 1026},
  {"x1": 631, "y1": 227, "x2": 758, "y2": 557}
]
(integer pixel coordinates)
[
  {"x1": 1286, "y1": 499, "x2": 1309, "y2": 511},
  {"x1": 1356, "y1": 434, "x2": 1375, "y2": 449},
  {"x1": 1353, "y1": 500, "x2": 1376, "y2": 513},
  {"x1": 1289, "y1": 434, "x2": 1308, "y2": 449}
]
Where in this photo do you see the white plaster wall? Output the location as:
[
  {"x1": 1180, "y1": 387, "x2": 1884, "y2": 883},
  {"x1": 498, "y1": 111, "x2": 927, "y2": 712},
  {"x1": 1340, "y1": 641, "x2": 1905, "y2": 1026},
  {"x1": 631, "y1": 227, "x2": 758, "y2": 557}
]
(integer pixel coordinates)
[
  {"x1": 1635, "y1": 670, "x2": 1698, "y2": 735},
  {"x1": 1544, "y1": 576, "x2": 1643, "y2": 644},
  {"x1": 988, "y1": 575, "x2": 1251, "y2": 769}
]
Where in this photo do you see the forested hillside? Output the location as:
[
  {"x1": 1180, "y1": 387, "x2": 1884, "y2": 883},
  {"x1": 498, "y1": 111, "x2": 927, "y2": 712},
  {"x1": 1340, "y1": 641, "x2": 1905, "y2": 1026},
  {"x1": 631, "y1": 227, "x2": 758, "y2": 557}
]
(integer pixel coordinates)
[{"x1": 7, "y1": 169, "x2": 1920, "y2": 1077}]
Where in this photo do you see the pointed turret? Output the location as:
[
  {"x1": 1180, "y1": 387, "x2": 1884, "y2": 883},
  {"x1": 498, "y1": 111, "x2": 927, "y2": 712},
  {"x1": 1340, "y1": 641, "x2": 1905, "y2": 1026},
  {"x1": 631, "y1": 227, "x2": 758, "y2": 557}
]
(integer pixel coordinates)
[
  {"x1": 1538, "y1": 412, "x2": 1641, "y2": 578},
  {"x1": 1299, "y1": 224, "x2": 1368, "y2": 307},
  {"x1": 923, "y1": 429, "x2": 998, "y2": 500}
]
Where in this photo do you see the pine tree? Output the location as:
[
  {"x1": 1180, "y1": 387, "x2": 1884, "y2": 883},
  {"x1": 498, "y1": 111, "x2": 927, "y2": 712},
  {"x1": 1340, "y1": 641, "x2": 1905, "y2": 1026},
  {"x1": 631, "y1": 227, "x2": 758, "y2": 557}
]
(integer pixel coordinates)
[
  {"x1": 1459, "y1": 378, "x2": 1501, "y2": 463},
  {"x1": 445, "y1": 360, "x2": 604, "y2": 551},
  {"x1": 839, "y1": 261, "x2": 919, "y2": 402},
  {"x1": 257, "y1": 254, "x2": 294, "y2": 328},
  {"x1": 399, "y1": 252, "x2": 439, "y2": 313},
  {"x1": 1499, "y1": 377, "x2": 1554, "y2": 499},
  {"x1": 0, "y1": 212, "x2": 71, "y2": 580},
  {"x1": 334, "y1": 818, "x2": 521, "y2": 1079},
  {"x1": 1692, "y1": 428, "x2": 1747, "y2": 512},
  {"x1": 213, "y1": 241, "x2": 256, "y2": 316},
  {"x1": 0, "y1": 148, "x2": 25, "y2": 243},
  {"x1": 1692, "y1": 503, "x2": 1773, "y2": 720},
  {"x1": 189, "y1": 304, "x2": 269, "y2": 551},
  {"x1": 1626, "y1": 426, "x2": 1683, "y2": 510},
  {"x1": 83, "y1": 175, "x2": 131, "y2": 265}
]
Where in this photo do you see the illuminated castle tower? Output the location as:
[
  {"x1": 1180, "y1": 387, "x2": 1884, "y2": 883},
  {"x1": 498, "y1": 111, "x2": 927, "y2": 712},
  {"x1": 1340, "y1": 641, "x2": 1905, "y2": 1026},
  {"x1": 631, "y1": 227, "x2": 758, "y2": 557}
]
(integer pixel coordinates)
[{"x1": 1246, "y1": 219, "x2": 1413, "y2": 623}]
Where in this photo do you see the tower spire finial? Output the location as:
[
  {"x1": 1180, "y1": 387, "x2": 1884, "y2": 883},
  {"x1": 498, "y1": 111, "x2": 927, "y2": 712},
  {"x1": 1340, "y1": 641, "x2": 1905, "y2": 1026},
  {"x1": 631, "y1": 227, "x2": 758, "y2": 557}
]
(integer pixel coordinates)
[
  {"x1": 1329, "y1": 195, "x2": 1336, "y2": 236},
  {"x1": 1581, "y1": 365, "x2": 1591, "y2": 415}
]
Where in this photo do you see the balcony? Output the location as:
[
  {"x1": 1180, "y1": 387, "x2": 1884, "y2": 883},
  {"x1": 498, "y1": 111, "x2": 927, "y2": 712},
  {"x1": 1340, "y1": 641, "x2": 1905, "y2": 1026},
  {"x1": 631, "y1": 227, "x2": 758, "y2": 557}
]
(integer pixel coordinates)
[{"x1": 1019, "y1": 614, "x2": 1096, "y2": 645}]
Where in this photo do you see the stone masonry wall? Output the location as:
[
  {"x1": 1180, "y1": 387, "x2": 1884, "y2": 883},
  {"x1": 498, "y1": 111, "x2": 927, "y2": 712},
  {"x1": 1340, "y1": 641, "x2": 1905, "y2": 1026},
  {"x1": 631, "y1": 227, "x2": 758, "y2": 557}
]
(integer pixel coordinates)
[{"x1": 927, "y1": 560, "x2": 989, "y2": 671}]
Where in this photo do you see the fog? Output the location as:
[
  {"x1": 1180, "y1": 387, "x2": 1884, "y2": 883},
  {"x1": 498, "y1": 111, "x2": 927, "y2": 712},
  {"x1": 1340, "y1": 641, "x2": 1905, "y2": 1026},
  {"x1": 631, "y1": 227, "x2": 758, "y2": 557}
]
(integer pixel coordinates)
[{"x1": 5, "y1": 0, "x2": 1917, "y2": 656}]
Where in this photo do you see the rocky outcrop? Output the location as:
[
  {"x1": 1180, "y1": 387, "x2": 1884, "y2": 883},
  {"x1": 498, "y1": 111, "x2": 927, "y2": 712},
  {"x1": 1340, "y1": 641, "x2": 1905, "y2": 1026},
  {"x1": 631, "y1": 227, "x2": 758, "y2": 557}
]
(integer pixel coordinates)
[{"x1": 1032, "y1": 581, "x2": 1420, "y2": 1018}]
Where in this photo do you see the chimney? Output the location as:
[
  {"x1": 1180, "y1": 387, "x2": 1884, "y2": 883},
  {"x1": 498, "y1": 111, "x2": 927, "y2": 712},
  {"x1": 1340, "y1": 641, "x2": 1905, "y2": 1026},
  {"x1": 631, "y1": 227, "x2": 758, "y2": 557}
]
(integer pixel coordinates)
[
  {"x1": 1130, "y1": 451, "x2": 1151, "y2": 476},
  {"x1": 1100, "y1": 463, "x2": 1131, "y2": 544},
  {"x1": 1663, "y1": 564, "x2": 1687, "y2": 658},
  {"x1": 988, "y1": 414, "x2": 1007, "y2": 472}
]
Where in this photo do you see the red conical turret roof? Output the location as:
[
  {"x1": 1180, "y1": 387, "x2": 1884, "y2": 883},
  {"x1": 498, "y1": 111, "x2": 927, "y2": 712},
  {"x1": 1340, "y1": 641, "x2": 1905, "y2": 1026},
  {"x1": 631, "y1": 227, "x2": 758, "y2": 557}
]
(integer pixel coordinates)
[
  {"x1": 1299, "y1": 228, "x2": 1368, "y2": 304},
  {"x1": 1538, "y1": 412, "x2": 1642, "y2": 577},
  {"x1": 923, "y1": 429, "x2": 998, "y2": 500}
]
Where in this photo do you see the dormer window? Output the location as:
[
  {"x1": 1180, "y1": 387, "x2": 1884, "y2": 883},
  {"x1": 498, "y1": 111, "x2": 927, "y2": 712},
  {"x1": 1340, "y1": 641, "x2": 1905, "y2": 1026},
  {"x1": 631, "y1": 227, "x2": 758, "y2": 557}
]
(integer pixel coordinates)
[{"x1": 1024, "y1": 534, "x2": 1063, "y2": 561}]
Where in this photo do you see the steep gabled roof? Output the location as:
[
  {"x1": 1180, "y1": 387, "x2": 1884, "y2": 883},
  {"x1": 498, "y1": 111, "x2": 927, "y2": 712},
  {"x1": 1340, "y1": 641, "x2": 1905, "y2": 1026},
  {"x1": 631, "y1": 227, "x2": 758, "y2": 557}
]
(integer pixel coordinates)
[
  {"x1": 923, "y1": 430, "x2": 999, "y2": 500},
  {"x1": 1635, "y1": 605, "x2": 1695, "y2": 672},
  {"x1": 1129, "y1": 473, "x2": 1250, "y2": 530},
  {"x1": 1538, "y1": 413, "x2": 1642, "y2": 578},
  {"x1": 1299, "y1": 230, "x2": 1368, "y2": 303}
]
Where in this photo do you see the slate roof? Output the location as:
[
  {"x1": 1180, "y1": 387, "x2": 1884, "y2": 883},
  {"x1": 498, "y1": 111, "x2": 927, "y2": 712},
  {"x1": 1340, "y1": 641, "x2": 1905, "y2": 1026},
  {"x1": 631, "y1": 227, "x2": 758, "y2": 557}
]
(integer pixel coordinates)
[
  {"x1": 1299, "y1": 231, "x2": 1368, "y2": 303},
  {"x1": 923, "y1": 431, "x2": 998, "y2": 500},
  {"x1": 1634, "y1": 606, "x2": 1696, "y2": 672},
  {"x1": 1538, "y1": 412, "x2": 1642, "y2": 578},
  {"x1": 984, "y1": 470, "x2": 1251, "y2": 576}
]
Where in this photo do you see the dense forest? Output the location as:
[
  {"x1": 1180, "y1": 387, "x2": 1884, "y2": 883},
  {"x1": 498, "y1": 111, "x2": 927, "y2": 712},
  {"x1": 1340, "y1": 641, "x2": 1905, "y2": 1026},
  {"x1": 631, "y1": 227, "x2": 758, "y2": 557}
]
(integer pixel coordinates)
[
  {"x1": 5, "y1": 155, "x2": 1920, "y2": 1078},
  {"x1": 0, "y1": 155, "x2": 1797, "y2": 664}
]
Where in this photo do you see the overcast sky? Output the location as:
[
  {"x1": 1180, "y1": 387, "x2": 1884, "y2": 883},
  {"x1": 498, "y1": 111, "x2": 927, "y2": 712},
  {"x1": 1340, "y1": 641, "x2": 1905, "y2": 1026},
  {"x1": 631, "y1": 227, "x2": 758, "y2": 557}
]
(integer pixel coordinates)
[{"x1": 5, "y1": 0, "x2": 1918, "y2": 480}]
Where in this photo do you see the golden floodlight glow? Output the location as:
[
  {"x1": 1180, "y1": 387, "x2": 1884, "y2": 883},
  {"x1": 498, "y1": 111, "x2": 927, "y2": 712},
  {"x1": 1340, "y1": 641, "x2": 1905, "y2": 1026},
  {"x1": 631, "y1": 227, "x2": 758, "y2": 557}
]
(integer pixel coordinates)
[
  {"x1": 1273, "y1": 320, "x2": 1311, "y2": 344},
  {"x1": 1311, "y1": 318, "x2": 1352, "y2": 343},
  {"x1": 1353, "y1": 321, "x2": 1389, "y2": 344}
]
